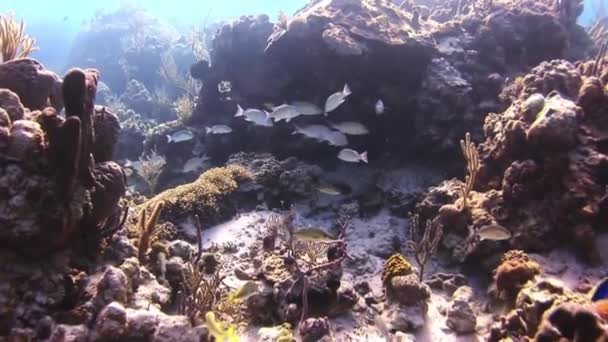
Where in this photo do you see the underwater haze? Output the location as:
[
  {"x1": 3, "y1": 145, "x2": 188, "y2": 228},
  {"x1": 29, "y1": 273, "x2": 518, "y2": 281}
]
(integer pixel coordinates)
[{"x1": 3, "y1": 0, "x2": 307, "y2": 71}]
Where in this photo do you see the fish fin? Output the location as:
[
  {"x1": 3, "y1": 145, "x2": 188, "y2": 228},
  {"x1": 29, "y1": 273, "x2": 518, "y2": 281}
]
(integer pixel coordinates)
[
  {"x1": 205, "y1": 127, "x2": 212, "y2": 134},
  {"x1": 360, "y1": 151, "x2": 368, "y2": 163},
  {"x1": 234, "y1": 105, "x2": 244, "y2": 117},
  {"x1": 166, "y1": 135, "x2": 172, "y2": 143},
  {"x1": 592, "y1": 277, "x2": 608, "y2": 302},
  {"x1": 343, "y1": 84, "x2": 352, "y2": 96},
  {"x1": 286, "y1": 117, "x2": 291, "y2": 123}
]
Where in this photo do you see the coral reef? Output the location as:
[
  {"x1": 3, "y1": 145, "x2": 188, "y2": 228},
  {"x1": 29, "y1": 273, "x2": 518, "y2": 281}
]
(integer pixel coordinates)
[
  {"x1": 416, "y1": 55, "x2": 608, "y2": 265},
  {"x1": 492, "y1": 250, "x2": 541, "y2": 298},
  {"x1": 135, "y1": 164, "x2": 251, "y2": 223}
]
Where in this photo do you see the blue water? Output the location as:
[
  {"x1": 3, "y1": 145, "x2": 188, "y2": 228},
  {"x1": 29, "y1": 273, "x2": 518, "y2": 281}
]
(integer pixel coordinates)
[
  {"x1": 3, "y1": 0, "x2": 307, "y2": 71},
  {"x1": 2, "y1": 0, "x2": 605, "y2": 72}
]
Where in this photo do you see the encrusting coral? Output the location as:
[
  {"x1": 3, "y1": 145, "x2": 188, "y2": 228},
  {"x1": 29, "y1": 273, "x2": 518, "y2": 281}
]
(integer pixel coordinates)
[
  {"x1": 382, "y1": 254, "x2": 414, "y2": 285},
  {"x1": 492, "y1": 250, "x2": 541, "y2": 298},
  {"x1": 136, "y1": 164, "x2": 251, "y2": 222}
]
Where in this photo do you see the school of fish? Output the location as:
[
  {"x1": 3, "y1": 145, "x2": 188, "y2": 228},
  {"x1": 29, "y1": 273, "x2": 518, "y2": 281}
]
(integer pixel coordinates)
[{"x1": 202, "y1": 84, "x2": 383, "y2": 163}]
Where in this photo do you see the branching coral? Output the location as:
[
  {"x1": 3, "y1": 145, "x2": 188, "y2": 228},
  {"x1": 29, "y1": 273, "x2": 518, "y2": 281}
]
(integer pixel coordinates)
[
  {"x1": 0, "y1": 13, "x2": 38, "y2": 62},
  {"x1": 132, "y1": 148, "x2": 166, "y2": 194},
  {"x1": 173, "y1": 94, "x2": 194, "y2": 123},
  {"x1": 178, "y1": 262, "x2": 226, "y2": 326},
  {"x1": 158, "y1": 52, "x2": 200, "y2": 98},
  {"x1": 407, "y1": 213, "x2": 443, "y2": 281},
  {"x1": 459, "y1": 132, "x2": 480, "y2": 211},
  {"x1": 284, "y1": 216, "x2": 352, "y2": 328},
  {"x1": 137, "y1": 200, "x2": 165, "y2": 263}
]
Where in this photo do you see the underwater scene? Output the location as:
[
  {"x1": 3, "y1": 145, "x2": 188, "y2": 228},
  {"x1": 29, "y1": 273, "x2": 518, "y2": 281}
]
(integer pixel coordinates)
[{"x1": 1, "y1": 0, "x2": 608, "y2": 341}]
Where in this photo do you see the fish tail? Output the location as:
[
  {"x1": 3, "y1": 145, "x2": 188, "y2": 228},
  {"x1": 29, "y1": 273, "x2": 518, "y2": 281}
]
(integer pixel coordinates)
[
  {"x1": 234, "y1": 105, "x2": 244, "y2": 117},
  {"x1": 343, "y1": 84, "x2": 352, "y2": 96},
  {"x1": 360, "y1": 151, "x2": 368, "y2": 163},
  {"x1": 205, "y1": 127, "x2": 212, "y2": 134},
  {"x1": 166, "y1": 135, "x2": 172, "y2": 143}
]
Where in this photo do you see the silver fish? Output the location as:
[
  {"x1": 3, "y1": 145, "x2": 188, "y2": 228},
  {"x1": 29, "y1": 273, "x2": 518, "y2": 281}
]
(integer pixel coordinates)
[
  {"x1": 324, "y1": 84, "x2": 351, "y2": 115},
  {"x1": 167, "y1": 129, "x2": 194, "y2": 143},
  {"x1": 182, "y1": 156, "x2": 210, "y2": 173},
  {"x1": 218, "y1": 80, "x2": 232, "y2": 94},
  {"x1": 338, "y1": 148, "x2": 368, "y2": 163},
  {"x1": 293, "y1": 124, "x2": 335, "y2": 141},
  {"x1": 291, "y1": 101, "x2": 323, "y2": 115},
  {"x1": 325, "y1": 131, "x2": 349, "y2": 147},
  {"x1": 270, "y1": 104, "x2": 301, "y2": 123},
  {"x1": 477, "y1": 224, "x2": 511, "y2": 241},
  {"x1": 317, "y1": 185, "x2": 342, "y2": 196},
  {"x1": 205, "y1": 125, "x2": 233, "y2": 134},
  {"x1": 375, "y1": 99, "x2": 385, "y2": 115},
  {"x1": 330, "y1": 121, "x2": 370, "y2": 135},
  {"x1": 235, "y1": 105, "x2": 273, "y2": 127}
]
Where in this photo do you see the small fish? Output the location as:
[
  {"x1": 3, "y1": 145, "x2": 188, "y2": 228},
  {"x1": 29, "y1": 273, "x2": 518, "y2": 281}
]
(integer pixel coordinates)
[
  {"x1": 325, "y1": 131, "x2": 349, "y2": 147},
  {"x1": 374, "y1": 315, "x2": 390, "y2": 342},
  {"x1": 476, "y1": 224, "x2": 511, "y2": 241},
  {"x1": 324, "y1": 84, "x2": 351, "y2": 115},
  {"x1": 269, "y1": 104, "x2": 301, "y2": 123},
  {"x1": 330, "y1": 121, "x2": 370, "y2": 135},
  {"x1": 167, "y1": 129, "x2": 194, "y2": 143},
  {"x1": 291, "y1": 101, "x2": 323, "y2": 115},
  {"x1": 317, "y1": 185, "x2": 342, "y2": 196},
  {"x1": 591, "y1": 277, "x2": 608, "y2": 302},
  {"x1": 182, "y1": 156, "x2": 210, "y2": 173},
  {"x1": 293, "y1": 227, "x2": 336, "y2": 241},
  {"x1": 235, "y1": 105, "x2": 273, "y2": 127},
  {"x1": 62, "y1": 16, "x2": 69, "y2": 22},
  {"x1": 205, "y1": 312, "x2": 239, "y2": 342},
  {"x1": 205, "y1": 125, "x2": 233, "y2": 134},
  {"x1": 229, "y1": 281, "x2": 260, "y2": 302},
  {"x1": 338, "y1": 148, "x2": 368, "y2": 163},
  {"x1": 375, "y1": 99, "x2": 386, "y2": 115},
  {"x1": 293, "y1": 124, "x2": 334, "y2": 141}
]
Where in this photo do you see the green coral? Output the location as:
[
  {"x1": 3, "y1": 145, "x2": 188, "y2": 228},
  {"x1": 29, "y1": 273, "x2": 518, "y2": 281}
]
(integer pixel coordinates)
[
  {"x1": 382, "y1": 253, "x2": 413, "y2": 284},
  {"x1": 137, "y1": 165, "x2": 251, "y2": 221}
]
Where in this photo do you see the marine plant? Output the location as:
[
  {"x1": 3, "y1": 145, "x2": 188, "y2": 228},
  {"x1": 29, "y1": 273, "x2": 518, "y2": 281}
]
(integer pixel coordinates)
[
  {"x1": 174, "y1": 93, "x2": 195, "y2": 123},
  {"x1": 406, "y1": 213, "x2": 443, "y2": 281},
  {"x1": 159, "y1": 52, "x2": 200, "y2": 98},
  {"x1": 0, "y1": 13, "x2": 38, "y2": 62},
  {"x1": 458, "y1": 132, "x2": 480, "y2": 211},
  {"x1": 134, "y1": 148, "x2": 166, "y2": 194},
  {"x1": 178, "y1": 262, "x2": 227, "y2": 326},
  {"x1": 137, "y1": 200, "x2": 165, "y2": 263}
]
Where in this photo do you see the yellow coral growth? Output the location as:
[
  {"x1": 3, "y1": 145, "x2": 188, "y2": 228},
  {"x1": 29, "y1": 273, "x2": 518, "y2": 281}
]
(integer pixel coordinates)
[
  {"x1": 382, "y1": 253, "x2": 413, "y2": 284},
  {"x1": 0, "y1": 13, "x2": 38, "y2": 62},
  {"x1": 138, "y1": 165, "x2": 251, "y2": 221},
  {"x1": 493, "y1": 250, "x2": 541, "y2": 297}
]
